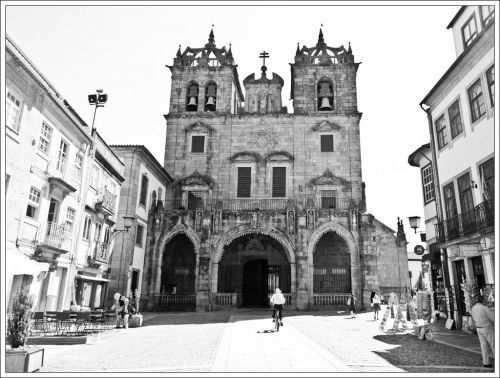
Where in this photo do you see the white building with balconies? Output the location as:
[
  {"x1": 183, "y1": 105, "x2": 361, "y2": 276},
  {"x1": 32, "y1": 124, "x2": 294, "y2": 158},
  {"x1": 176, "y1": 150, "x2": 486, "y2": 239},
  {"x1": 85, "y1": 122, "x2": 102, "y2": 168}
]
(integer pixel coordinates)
[
  {"x1": 417, "y1": 5, "x2": 495, "y2": 330},
  {"x1": 5, "y1": 35, "x2": 94, "y2": 312}
]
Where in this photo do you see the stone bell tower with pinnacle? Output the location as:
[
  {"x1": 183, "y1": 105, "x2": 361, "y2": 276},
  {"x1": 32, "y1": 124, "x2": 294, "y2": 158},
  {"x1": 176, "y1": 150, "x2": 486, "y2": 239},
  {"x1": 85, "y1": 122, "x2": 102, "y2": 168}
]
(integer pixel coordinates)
[{"x1": 142, "y1": 28, "x2": 408, "y2": 312}]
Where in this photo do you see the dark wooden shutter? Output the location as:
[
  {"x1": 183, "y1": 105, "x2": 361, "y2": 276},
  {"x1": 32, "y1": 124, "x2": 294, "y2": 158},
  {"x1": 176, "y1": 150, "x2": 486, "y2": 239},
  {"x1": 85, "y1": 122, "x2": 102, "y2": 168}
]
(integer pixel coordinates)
[
  {"x1": 272, "y1": 167, "x2": 286, "y2": 198},
  {"x1": 237, "y1": 167, "x2": 251, "y2": 198},
  {"x1": 321, "y1": 190, "x2": 336, "y2": 209},
  {"x1": 191, "y1": 136, "x2": 205, "y2": 153},
  {"x1": 320, "y1": 135, "x2": 334, "y2": 152}
]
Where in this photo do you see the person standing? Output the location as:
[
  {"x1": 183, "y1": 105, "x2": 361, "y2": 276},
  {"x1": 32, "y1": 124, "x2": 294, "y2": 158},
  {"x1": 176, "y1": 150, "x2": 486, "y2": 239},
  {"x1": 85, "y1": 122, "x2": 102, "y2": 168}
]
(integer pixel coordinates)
[
  {"x1": 347, "y1": 292, "x2": 357, "y2": 318},
  {"x1": 372, "y1": 291, "x2": 381, "y2": 320},
  {"x1": 471, "y1": 295, "x2": 495, "y2": 368}
]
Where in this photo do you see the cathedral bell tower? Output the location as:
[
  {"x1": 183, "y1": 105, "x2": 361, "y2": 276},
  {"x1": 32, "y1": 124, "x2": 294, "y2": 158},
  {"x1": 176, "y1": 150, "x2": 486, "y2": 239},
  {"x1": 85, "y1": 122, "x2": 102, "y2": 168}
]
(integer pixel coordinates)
[
  {"x1": 291, "y1": 28, "x2": 360, "y2": 114},
  {"x1": 166, "y1": 29, "x2": 244, "y2": 115}
]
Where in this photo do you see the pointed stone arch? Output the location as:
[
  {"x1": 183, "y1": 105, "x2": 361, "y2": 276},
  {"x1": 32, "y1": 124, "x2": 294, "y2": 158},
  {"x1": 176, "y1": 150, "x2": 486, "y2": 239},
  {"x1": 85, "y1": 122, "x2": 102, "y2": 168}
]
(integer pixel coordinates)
[
  {"x1": 157, "y1": 224, "x2": 201, "y2": 257},
  {"x1": 307, "y1": 221, "x2": 357, "y2": 257}
]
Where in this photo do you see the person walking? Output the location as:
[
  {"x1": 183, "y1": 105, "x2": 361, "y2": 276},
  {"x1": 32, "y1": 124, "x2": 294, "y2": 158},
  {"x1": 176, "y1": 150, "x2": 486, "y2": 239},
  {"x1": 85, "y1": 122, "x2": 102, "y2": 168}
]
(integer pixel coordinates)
[
  {"x1": 471, "y1": 295, "x2": 495, "y2": 368},
  {"x1": 347, "y1": 292, "x2": 357, "y2": 318},
  {"x1": 372, "y1": 291, "x2": 381, "y2": 320}
]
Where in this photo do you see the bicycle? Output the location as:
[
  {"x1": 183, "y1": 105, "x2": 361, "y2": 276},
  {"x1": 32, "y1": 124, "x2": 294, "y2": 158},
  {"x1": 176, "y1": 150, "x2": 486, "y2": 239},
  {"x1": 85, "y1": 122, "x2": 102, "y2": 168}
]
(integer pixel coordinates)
[{"x1": 273, "y1": 308, "x2": 282, "y2": 332}]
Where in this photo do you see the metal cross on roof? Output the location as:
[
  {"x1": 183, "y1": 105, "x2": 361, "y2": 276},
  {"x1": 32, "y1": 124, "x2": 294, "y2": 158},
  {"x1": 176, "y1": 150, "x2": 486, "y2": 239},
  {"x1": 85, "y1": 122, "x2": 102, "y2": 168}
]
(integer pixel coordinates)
[{"x1": 259, "y1": 51, "x2": 269, "y2": 66}]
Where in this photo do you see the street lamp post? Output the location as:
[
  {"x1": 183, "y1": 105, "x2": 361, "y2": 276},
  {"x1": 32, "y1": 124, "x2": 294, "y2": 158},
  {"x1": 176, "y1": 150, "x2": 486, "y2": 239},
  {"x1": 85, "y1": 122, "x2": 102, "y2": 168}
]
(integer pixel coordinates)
[{"x1": 88, "y1": 89, "x2": 108, "y2": 131}]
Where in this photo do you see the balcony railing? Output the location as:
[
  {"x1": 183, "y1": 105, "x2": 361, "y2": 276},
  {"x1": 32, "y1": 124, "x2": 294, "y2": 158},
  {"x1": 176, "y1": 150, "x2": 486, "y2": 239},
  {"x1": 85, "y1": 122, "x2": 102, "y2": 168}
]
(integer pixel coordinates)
[
  {"x1": 37, "y1": 222, "x2": 71, "y2": 251},
  {"x1": 95, "y1": 188, "x2": 116, "y2": 215},
  {"x1": 435, "y1": 199, "x2": 494, "y2": 244},
  {"x1": 162, "y1": 197, "x2": 357, "y2": 212},
  {"x1": 93, "y1": 241, "x2": 110, "y2": 263}
]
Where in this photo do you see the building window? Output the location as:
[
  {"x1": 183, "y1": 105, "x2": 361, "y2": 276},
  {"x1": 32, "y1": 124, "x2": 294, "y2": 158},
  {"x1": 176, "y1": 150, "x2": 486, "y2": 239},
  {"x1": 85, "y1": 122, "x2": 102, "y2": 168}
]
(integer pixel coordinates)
[
  {"x1": 26, "y1": 187, "x2": 41, "y2": 219},
  {"x1": 56, "y1": 140, "x2": 68, "y2": 173},
  {"x1": 486, "y1": 65, "x2": 494, "y2": 107},
  {"x1": 187, "y1": 191, "x2": 204, "y2": 210},
  {"x1": 435, "y1": 115, "x2": 448, "y2": 150},
  {"x1": 421, "y1": 164, "x2": 435, "y2": 204},
  {"x1": 65, "y1": 207, "x2": 76, "y2": 230},
  {"x1": 468, "y1": 79, "x2": 486, "y2": 122},
  {"x1": 191, "y1": 135, "x2": 205, "y2": 153},
  {"x1": 94, "y1": 223, "x2": 102, "y2": 242},
  {"x1": 447, "y1": 100, "x2": 463, "y2": 139},
  {"x1": 75, "y1": 153, "x2": 83, "y2": 177},
  {"x1": 82, "y1": 215, "x2": 92, "y2": 240},
  {"x1": 443, "y1": 182, "x2": 457, "y2": 219},
  {"x1": 457, "y1": 173, "x2": 474, "y2": 214},
  {"x1": 186, "y1": 82, "x2": 199, "y2": 111},
  {"x1": 38, "y1": 122, "x2": 52, "y2": 153},
  {"x1": 480, "y1": 5, "x2": 494, "y2": 27},
  {"x1": 320, "y1": 135, "x2": 334, "y2": 152},
  {"x1": 272, "y1": 167, "x2": 286, "y2": 198},
  {"x1": 139, "y1": 174, "x2": 149, "y2": 207},
  {"x1": 204, "y1": 82, "x2": 217, "y2": 112},
  {"x1": 103, "y1": 226, "x2": 111, "y2": 244},
  {"x1": 479, "y1": 158, "x2": 494, "y2": 201},
  {"x1": 317, "y1": 80, "x2": 334, "y2": 111},
  {"x1": 6, "y1": 90, "x2": 22, "y2": 132},
  {"x1": 461, "y1": 14, "x2": 478, "y2": 48},
  {"x1": 237, "y1": 167, "x2": 251, "y2": 198},
  {"x1": 91, "y1": 166, "x2": 99, "y2": 188},
  {"x1": 135, "y1": 224, "x2": 144, "y2": 247},
  {"x1": 321, "y1": 190, "x2": 336, "y2": 209}
]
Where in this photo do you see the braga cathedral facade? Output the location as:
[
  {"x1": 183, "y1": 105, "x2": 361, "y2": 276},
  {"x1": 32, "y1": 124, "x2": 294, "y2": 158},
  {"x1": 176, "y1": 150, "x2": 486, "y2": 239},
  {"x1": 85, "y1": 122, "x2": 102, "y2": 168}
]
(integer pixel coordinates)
[{"x1": 141, "y1": 29, "x2": 409, "y2": 312}]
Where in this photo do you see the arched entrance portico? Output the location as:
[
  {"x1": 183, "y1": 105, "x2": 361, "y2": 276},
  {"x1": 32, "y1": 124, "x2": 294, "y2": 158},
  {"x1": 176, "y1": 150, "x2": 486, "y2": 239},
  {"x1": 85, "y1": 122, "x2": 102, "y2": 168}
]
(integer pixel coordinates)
[{"x1": 214, "y1": 228, "x2": 295, "y2": 308}]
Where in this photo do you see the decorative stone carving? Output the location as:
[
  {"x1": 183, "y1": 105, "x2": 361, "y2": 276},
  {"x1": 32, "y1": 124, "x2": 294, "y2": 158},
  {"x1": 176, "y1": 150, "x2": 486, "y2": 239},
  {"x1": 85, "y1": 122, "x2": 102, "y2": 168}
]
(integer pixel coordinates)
[
  {"x1": 310, "y1": 168, "x2": 350, "y2": 187},
  {"x1": 311, "y1": 120, "x2": 342, "y2": 132},
  {"x1": 307, "y1": 209, "x2": 315, "y2": 229},
  {"x1": 287, "y1": 210, "x2": 295, "y2": 234},
  {"x1": 247, "y1": 127, "x2": 278, "y2": 149}
]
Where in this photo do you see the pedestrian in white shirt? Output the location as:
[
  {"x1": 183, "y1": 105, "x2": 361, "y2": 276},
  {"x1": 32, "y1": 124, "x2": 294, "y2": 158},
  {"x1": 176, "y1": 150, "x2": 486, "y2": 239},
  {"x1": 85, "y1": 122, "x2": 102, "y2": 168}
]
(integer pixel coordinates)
[
  {"x1": 270, "y1": 288, "x2": 286, "y2": 326},
  {"x1": 471, "y1": 295, "x2": 495, "y2": 368}
]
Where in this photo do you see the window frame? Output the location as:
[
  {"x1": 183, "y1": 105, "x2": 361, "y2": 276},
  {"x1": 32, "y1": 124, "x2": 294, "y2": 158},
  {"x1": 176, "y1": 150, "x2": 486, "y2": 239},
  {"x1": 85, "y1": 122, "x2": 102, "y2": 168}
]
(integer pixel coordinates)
[
  {"x1": 320, "y1": 134, "x2": 334, "y2": 152},
  {"x1": 56, "y1": 139, "x2": 69, "y2": 173},
  {"x1": 467, "y1": 78, "x2": 486, "y2": 123},
  {"x1": 236, "y1": 166, "x2": 252, "y2": 198},
  {"x1": 6, "y1": 89, "x2": 23, "y2": 133},
  {"x1": 486, "y1": 65, "x2": 494, "y2": 108},
  {"x1": 38, "y1": 122, "x2": 53, "y2": 154},
  {"x1": 320, "y1": 190, "x2": 337, "y2": 209},
  {"x1": 435, "y1": 115, "x2": 448, "y2": 150},
  {"x1": 139, "y1": 174, "x2": 149, "y2": 208},
  {"x1": 26, "y1": 186, "x2": 41, "y2": 219},
  {"x1": 443, "y1": 182, "x2": 458, "y2": 220},
  {"x1": 421, "y1": 163, "x2": 435, "y2": 204},
  {"x1": 447, "y1": 99, "x2": 464, "y2": 140},
  {"x1": 135, "y1": 223, "x2": 144, "y2": 247},
  {"x1": 479, "y1": 5, "x2": 494, "y2": 27},
  {"x1": 82, "y1": 215, "x2": 92, "y2": 241},
  {"x1": 271, "y1": 166, "x2": 287, "y2": 198},
  {"x1": 65, "y1": 207, "x2": 76, "y2": 230},
  {"x1": 190, "y1": 135, "x2": 206, "y2": 153},
  {"x1": 479, "y1": 157, "x2": 494, "y2": 201},
  {"x1": 461, "y1": 13, "x2": 478, "y2": 49}
]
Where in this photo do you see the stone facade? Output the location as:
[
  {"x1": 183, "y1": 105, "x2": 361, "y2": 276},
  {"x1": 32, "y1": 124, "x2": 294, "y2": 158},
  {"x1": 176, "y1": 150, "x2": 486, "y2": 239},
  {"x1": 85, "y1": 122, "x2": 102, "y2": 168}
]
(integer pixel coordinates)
[{"x1": 142, "y1": 29, "x2": 409, "y2": 312}]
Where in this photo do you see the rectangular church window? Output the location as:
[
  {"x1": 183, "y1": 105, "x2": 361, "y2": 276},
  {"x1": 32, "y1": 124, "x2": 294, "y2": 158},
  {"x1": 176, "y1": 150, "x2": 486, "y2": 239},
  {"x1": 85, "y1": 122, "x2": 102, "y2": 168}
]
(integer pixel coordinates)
[
  {"x1": 191, "y1": 135, "x2": 205, "y2": 153},
  {"x1": 320, "y1": 135, "x2": 334, "y2": 152},
  {"x1": 237, "y1": 167, "x2": 251, "y2": 198},
  {"x1": 272, "y1": 167, "x2": 286, "y2": 198}
]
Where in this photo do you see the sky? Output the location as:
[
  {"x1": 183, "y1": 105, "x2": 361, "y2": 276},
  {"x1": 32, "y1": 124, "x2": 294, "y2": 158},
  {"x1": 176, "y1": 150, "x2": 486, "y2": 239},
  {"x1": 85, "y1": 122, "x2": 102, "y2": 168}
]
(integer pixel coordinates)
[{"x1": 3, "y1": 1, "x2": 467, "y2": 253}]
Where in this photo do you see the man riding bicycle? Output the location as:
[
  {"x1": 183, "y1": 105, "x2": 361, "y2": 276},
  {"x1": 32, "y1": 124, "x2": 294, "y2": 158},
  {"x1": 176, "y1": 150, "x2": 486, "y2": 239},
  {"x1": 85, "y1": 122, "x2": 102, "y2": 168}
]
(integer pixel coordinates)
[{"x1": 270, "y1": 288, "x2": 286, "y2": 326}]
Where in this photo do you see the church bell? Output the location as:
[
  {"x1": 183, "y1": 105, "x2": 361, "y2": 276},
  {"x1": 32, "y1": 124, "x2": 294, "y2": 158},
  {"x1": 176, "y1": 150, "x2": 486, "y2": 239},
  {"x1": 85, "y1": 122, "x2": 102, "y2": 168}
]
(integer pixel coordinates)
[
  {"x1": 187, "y1": 96, "x2": 197, "y2": 107},
  {"x1": 206, "y1": 96, "x2": 215, "y2": 106},
  {"x1": 205, "y1": 96, "x2": 216, "y2": 111},
  {"x1": 319, "y1": 97, "x2": 332, "y2": 110}
]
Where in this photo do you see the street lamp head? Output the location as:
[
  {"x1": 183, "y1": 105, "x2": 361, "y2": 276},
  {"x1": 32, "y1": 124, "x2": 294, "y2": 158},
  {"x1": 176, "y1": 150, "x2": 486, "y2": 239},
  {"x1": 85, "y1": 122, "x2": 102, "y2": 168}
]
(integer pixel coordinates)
[
  {"x1": 98, "y1": 94, "x2": 108, "y2": 104},
  {"x1": 88, "y1": 94, "x2": 98, "y2": 104},
  {"x1": 123, "y1": 216, "x2": 136, "y2": 232},
  {"x1": 408, "y1": 216, "x2": 421, "y2": 234}
]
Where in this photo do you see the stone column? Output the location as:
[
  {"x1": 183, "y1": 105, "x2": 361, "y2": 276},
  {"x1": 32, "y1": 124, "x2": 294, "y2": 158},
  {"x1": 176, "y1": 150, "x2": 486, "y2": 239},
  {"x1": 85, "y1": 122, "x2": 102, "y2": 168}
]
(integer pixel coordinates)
[{"x1": 196, "y1": 256, "x2": 211, "y2": 311}]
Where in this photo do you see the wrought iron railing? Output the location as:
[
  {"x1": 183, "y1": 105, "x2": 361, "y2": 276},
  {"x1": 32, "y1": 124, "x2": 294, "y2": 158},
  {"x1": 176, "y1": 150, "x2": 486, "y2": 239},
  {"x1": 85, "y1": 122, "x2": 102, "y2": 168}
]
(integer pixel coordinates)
[
  {"x1": 435, "y1": 199, "x2": 494, "y2": 243},
  {"x1": 95, "y1": 187, "x2": 117, "y2": 214},
  {"x1": 94, "y1": 241, "x2": 110, "y2": 263},
  {"x1": 156, "y1": 294, "x2": 196, "y2": 306},
  {"x1": 162, "y1": 196, "x2": 358, "y2": 212},
  {"x1": 37, "y1": 222, "x2": 71, "y2": 250}
]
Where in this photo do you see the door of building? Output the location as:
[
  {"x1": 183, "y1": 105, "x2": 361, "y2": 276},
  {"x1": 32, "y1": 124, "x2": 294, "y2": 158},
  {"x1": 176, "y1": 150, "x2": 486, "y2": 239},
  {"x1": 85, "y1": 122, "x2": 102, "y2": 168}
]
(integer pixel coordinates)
[{"x1": 242, "y1": 259, "x2": 268, "y2": 307}]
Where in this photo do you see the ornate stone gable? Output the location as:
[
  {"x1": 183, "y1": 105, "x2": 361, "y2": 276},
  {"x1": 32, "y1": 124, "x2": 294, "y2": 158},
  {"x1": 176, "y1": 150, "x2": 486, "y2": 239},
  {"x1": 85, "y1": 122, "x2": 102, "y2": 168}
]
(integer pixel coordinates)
[
  {"x1": 184, "y1": 121, "x2": 214, "y2": 133},
  {"x1": 174, "y1": 170, "x2": 215, "y2": 188},
  {"x1": 309, "y1": 168, "x2": 350, "y2": 187},
  {"x1": 311, "y1": 120, "x2": 342, "y2": 132}
]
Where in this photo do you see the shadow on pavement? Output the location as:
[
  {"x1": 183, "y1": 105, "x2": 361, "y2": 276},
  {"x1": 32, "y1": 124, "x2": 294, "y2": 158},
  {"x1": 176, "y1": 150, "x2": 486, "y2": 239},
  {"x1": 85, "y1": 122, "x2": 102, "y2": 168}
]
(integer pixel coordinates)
[{"x1": 372, "y1": 333, "x2": 485, "y2": 371}]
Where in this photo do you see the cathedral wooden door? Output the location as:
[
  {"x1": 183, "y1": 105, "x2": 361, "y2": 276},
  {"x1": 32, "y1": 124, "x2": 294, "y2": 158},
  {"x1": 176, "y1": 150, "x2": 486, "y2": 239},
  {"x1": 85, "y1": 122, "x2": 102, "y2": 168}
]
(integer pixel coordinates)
[{"x1": 242, "y1": 259, "x2": 268, "y2": 307}]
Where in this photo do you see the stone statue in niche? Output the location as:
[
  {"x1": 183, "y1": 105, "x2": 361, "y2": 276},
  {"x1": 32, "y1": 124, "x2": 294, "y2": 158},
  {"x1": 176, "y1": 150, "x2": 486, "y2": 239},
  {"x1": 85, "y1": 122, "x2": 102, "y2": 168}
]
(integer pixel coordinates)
[
  {"x1": 288, "y1": 210, "x2": 295, "y2": 234},
  {"x1": 251, "y1": 211, "x2": 258, "y2": 227},
  {"x1": 351, "y1": 210, "x2": 358, "y2": 231},
  {"x1": 151, "y1": 190, "x2": 157, "y2": 211},
  {"x1": 157, "y1": 188, "x2": 163, "y2": 210},
  {"x1": 307, "y1": 209, "x2": 315, "y2": 229}
]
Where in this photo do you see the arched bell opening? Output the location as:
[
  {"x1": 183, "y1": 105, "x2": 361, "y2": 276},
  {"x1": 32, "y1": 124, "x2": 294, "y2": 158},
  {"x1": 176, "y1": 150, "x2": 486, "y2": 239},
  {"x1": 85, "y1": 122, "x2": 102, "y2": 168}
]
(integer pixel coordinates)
[
  {"x1": 217, "y1": 233, "x2": 291, "y2": 308},
  {"x1": 313, "y1": 231, "x2": 351, "y2": 293},
  {"x1": 160, "y1": 233, "x2": 196, "y2": 296},
  {"x1": 186, "y1": 82, "x2": 199, "y2": 112},
  {"x1": 204, "y1": 81, "x2": 217, "y2": 112},
  {"x1": 317, "y1": 80, "x2": 334, "y2": 111}
]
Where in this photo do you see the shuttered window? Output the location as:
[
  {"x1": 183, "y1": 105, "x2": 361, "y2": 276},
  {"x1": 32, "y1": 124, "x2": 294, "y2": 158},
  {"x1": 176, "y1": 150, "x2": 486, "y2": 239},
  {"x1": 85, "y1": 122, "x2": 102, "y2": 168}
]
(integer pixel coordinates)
[
  {"x1": 272, "y1": 167, "x2": 286, "y2": 198},
  {"x1": 320, "y1": 135, "x2": 334, "y2": 152},
  {"x1": 237, "y1": 167, "x2": 251, "y2": 198},
  {"x1": 191, "y1": 135, "x2": 205, "y2": 153},
  {"x1": 321, "y1": 190, "x2": 336, "y2": 209}
]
